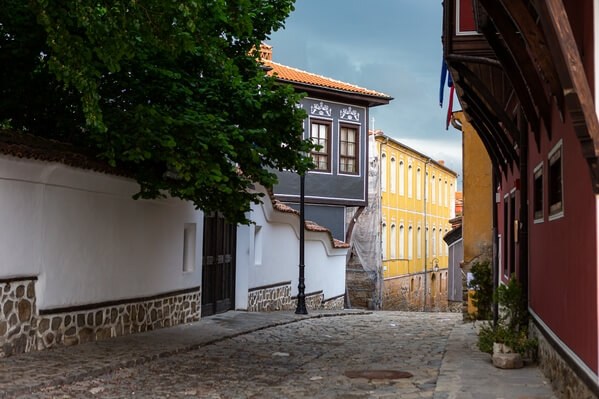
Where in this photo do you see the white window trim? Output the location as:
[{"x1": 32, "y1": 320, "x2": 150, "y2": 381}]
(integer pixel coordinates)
[
  {"x1": 533, "y1": 161, "x2": 544, "y2": 224},
  {"x1": 337, "y1": 120, "x2": 362, "y2": 177},
  {"x1": 548, "y1": 139, "x2": 564, "y2": 221}
]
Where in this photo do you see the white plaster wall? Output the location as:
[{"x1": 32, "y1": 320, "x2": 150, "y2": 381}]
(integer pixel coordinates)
[
  {"x1": 0, "y1": 156, "x2": 203, "y2": 309},
  {"x1": 241, "y1": 186, "x2": 348, "y2": 303}
]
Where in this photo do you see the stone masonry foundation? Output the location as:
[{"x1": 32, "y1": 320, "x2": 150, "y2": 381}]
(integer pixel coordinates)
[
  {"x1": 0, "y1": 277, "x2": 201, "y2": 357},
  {"x1": 248, "y1": 282, "x2": 344, "y2": 312},
  {"x1": 529, "y1": 320, "x2": 598, "y2": 399},
  {"x1": 382, "y1": 269, "x2": 460, "y2": 312}
]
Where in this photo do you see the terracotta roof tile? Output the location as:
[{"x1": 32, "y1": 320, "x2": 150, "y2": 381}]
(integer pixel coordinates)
[
  {"x1": 270, "y1": 197, "x2": 349, "y2": 249},
  {"x1": 264, "y1": 60, "x2": 391, "y2": 99},
  {"x1": 0, "y1": 129, "x2": 130, "y2": 177}
]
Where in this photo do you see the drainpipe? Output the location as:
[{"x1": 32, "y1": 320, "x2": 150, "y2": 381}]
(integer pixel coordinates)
[{"x1": 424, "y1": 158, "x2": 431, "y2": 311}]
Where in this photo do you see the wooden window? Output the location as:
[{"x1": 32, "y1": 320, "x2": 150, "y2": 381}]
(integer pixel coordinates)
[
  {"x1": 310, "y1": 120, "x2": 331, "y2": 172},
  {"x1": 533, "y1": 163, "x2": 543, "y2": 222},
  {"x1": 548, "y1": 141, "x2": 563, "y2": 219},
  {"x1": 432, "y1": 227, "x2": 437, "y2": 256},
  {"x1": 339, "y1": 124, "x2": 359, "y2": 174}
]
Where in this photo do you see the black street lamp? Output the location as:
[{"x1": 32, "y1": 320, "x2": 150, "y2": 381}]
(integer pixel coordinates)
[{"x1": 295, "y1": 173, "x2": 308, "y2": 314}]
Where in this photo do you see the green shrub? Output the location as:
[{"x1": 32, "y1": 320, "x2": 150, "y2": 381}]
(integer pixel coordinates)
[
  {"x1": 467, "y1": 260, "x2": 493, "y2": 320},
  {"x1": 476, "y1": 275, "x2": 537, "y2": 356}
]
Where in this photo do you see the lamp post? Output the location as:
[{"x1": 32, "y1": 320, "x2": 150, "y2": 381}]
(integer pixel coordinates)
[{"x1": 295, "y1": 173, "x2": 308, "y2": 314}]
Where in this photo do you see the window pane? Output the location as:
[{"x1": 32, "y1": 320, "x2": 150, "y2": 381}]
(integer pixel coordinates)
[{"x1": 347, "y1": 143, "x2": 355, "y2": 156}]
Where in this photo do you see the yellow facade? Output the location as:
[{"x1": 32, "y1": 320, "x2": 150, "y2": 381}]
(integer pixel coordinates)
[
  {"x1": 376, "y1": 134, "x2": 458, "y2": 279},
  {"x1": 454, "y1": 111, "x2": 493, "y2": 267}
]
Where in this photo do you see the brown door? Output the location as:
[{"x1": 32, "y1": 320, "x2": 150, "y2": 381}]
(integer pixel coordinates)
[{"x1": 201, "y1": 213, "x2": 236, "y2": 316}]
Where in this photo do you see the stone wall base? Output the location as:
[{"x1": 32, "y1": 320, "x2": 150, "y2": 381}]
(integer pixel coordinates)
[
  {"x1": 248, "y1": 283, "x2": 344, "y2": 312},
  {"x1": 1, "y1": 277, "x2": 201, "y2": 357},
  {"x1": 382, "y1": 270, "x2": 460, "y2": 312},
  {"x1": 529, "y1": 320, "x2": 598, "y2": 399}
]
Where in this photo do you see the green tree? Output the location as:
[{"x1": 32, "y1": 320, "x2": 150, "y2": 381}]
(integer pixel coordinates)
[{"x1": 0, "y1": 0, "x2": 314, "y2": 223}]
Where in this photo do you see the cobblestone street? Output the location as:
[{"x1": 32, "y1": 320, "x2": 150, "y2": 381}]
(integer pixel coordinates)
[
  {"x1": 24, "y1": 312, "x2": 456, "y2": 398},
  {"x1": 3, "y1": 311, "x2": 557, "y2": 399}
]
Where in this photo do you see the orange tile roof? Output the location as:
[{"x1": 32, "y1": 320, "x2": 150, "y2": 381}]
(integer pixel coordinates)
[{"x1": 263, "y1": 60, "x2": 391, "y2": 99}]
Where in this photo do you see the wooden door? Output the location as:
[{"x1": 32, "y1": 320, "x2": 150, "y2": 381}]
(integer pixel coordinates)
[{"x1": 201, "y1": 213, "x2": 236, "y2": 316}]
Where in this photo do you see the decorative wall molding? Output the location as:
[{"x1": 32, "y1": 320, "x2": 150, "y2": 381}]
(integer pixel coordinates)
[
  {"x1": 310, "y1": 101, "x2": 332, "y2": 117},
  {"x1": 340, "y1": 106, "x2": 360, "y2": 121}
]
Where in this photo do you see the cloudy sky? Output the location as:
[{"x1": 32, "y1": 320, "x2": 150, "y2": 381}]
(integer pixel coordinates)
[{"x1": 267, "y1": 0, "x2": 462, "y2": 187}]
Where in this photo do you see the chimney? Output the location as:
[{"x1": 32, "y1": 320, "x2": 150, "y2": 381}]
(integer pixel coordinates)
[
  {"x1": 260, "y1": 43, "x2": 273, "y2": 61},
  {"x1": 438, "y1": 160, "x2": 445, "y2": 166}
]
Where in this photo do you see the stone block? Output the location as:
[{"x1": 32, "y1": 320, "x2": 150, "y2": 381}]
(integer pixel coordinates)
[{"x1": 492, "y1": 353, "x2": 523, "y2": 369}]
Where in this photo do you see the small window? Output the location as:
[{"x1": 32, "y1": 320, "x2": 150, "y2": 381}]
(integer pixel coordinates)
[
  {"x1": 390, "y1": 157, "x2": 397, "y2": 193},
  {"x1": 417, "y1": 226, "x2": 422, "y2": 259},
  {"x1": 183, "y1": 223, "x2": 196, "y2": 272},
  {"x1": 533, "y1": 163, "x2": 543, "y2": 222},
  {"x1": 390, "y1": 224, "x2": 397, "y2": 258},
  {"x1": 339, "y1": 124, "x2": 359, "y2": 174},
  {"x1": 399, "y1": 224, "x2": 405, "y2": 258},
  {"x1": 381, "y1": 153, "x2": 387, "y2": 192},
  {"x1": 548, "y1": 141, "x2": 563, "y2": 219},
  {"x1": 416, "y1": 167, "x2": 422, "y2": 200},
  {"x1": 399, "y1": 161, "x2": 405, "y2": 196},
  {"x1": 310, "y1": 120, "x2": 331, "y2": 172},
  {"x1": 432, "y1": 175, "x2": 436, "y2": 204},
  {"x1": 382, "y1": 222, "x2": 387, "y2": 259},
  {"x1": 408, "y1": 225, "x2": 413, "y2": 260},
  {"x1": 408, "y1": 165, "x2": 413, "y2": 198}
]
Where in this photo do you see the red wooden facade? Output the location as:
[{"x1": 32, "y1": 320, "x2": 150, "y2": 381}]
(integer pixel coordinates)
[{"x1": 443, "y1": 0, "x2": 599, "y2": 394}]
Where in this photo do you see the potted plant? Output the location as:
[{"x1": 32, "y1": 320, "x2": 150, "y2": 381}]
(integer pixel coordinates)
[{"x1": 476, "y1": 276, "x2": 537, "y2": 369}]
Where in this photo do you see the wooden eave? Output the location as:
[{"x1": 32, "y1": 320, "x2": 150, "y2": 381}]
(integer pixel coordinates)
[
  {"x1": 444, "y1": 0, "x2": 599, "y2": 192},
  {"x1": 279, "y1": 80, "x2": 392, "y2": 108}
]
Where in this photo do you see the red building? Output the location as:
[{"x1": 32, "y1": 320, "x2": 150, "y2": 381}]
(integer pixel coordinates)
[{"x1": 443, "y1": 1, "x2": 598, "y2": 396}]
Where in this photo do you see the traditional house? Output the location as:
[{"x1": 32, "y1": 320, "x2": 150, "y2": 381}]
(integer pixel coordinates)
[
  {"x1": 443, "y1": 0, "x2": 598, "y2": 396},
  {"x1": 364, "y1": 130, "x2": 458, "y2": 311},
  {"x1": 261, "y1": 44, "x2": 392, "y2": 241}
]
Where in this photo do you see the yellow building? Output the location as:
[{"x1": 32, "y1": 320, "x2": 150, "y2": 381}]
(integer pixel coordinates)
[
  {"x1": 453, "y1": 111, "x2": 493, "y2": 267},
  {"x1": 373, "y1": 131, "x2": 458, "y2": 311}
]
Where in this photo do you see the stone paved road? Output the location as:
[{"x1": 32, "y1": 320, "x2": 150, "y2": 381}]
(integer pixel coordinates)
[{"x1": 23, "y1": 312, "x2": 460, "y2": 399}]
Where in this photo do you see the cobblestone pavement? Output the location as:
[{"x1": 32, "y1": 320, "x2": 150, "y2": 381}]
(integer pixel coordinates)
[
  {"x1": 21, "y1": 312, "x2": 458, "y2": 398},
  {"x1": 3, "y1": 311, "x2": 558, "y2": 399}
]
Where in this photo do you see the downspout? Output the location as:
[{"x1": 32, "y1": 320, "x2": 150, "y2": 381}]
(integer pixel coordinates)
[{"x1": 424, "y1": 158, "x2": 431, "y2": 311}]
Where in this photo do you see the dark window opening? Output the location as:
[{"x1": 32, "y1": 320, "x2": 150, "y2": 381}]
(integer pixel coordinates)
[
  {"x1": 503, "y1": 197, "x2": 508, "y2": 276},
  {"x1": 548, "y1": 145, "x2": 563, "y2": 217},
  {"x1": 533, "y1": 166, "x2": 543, "y2": 221},
  {"x1": 509, "y1": 193, "x2": 516, "y2": 276}
]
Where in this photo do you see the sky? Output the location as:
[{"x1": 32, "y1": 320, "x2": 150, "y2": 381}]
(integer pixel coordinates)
[{"x1": 267, "y1": 0, "x2": 462, "y2": 188}]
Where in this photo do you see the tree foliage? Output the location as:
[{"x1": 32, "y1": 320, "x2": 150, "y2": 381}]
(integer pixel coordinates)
[{"x1": 0, "y1": 0, "x2": 314, "y2": 223}]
